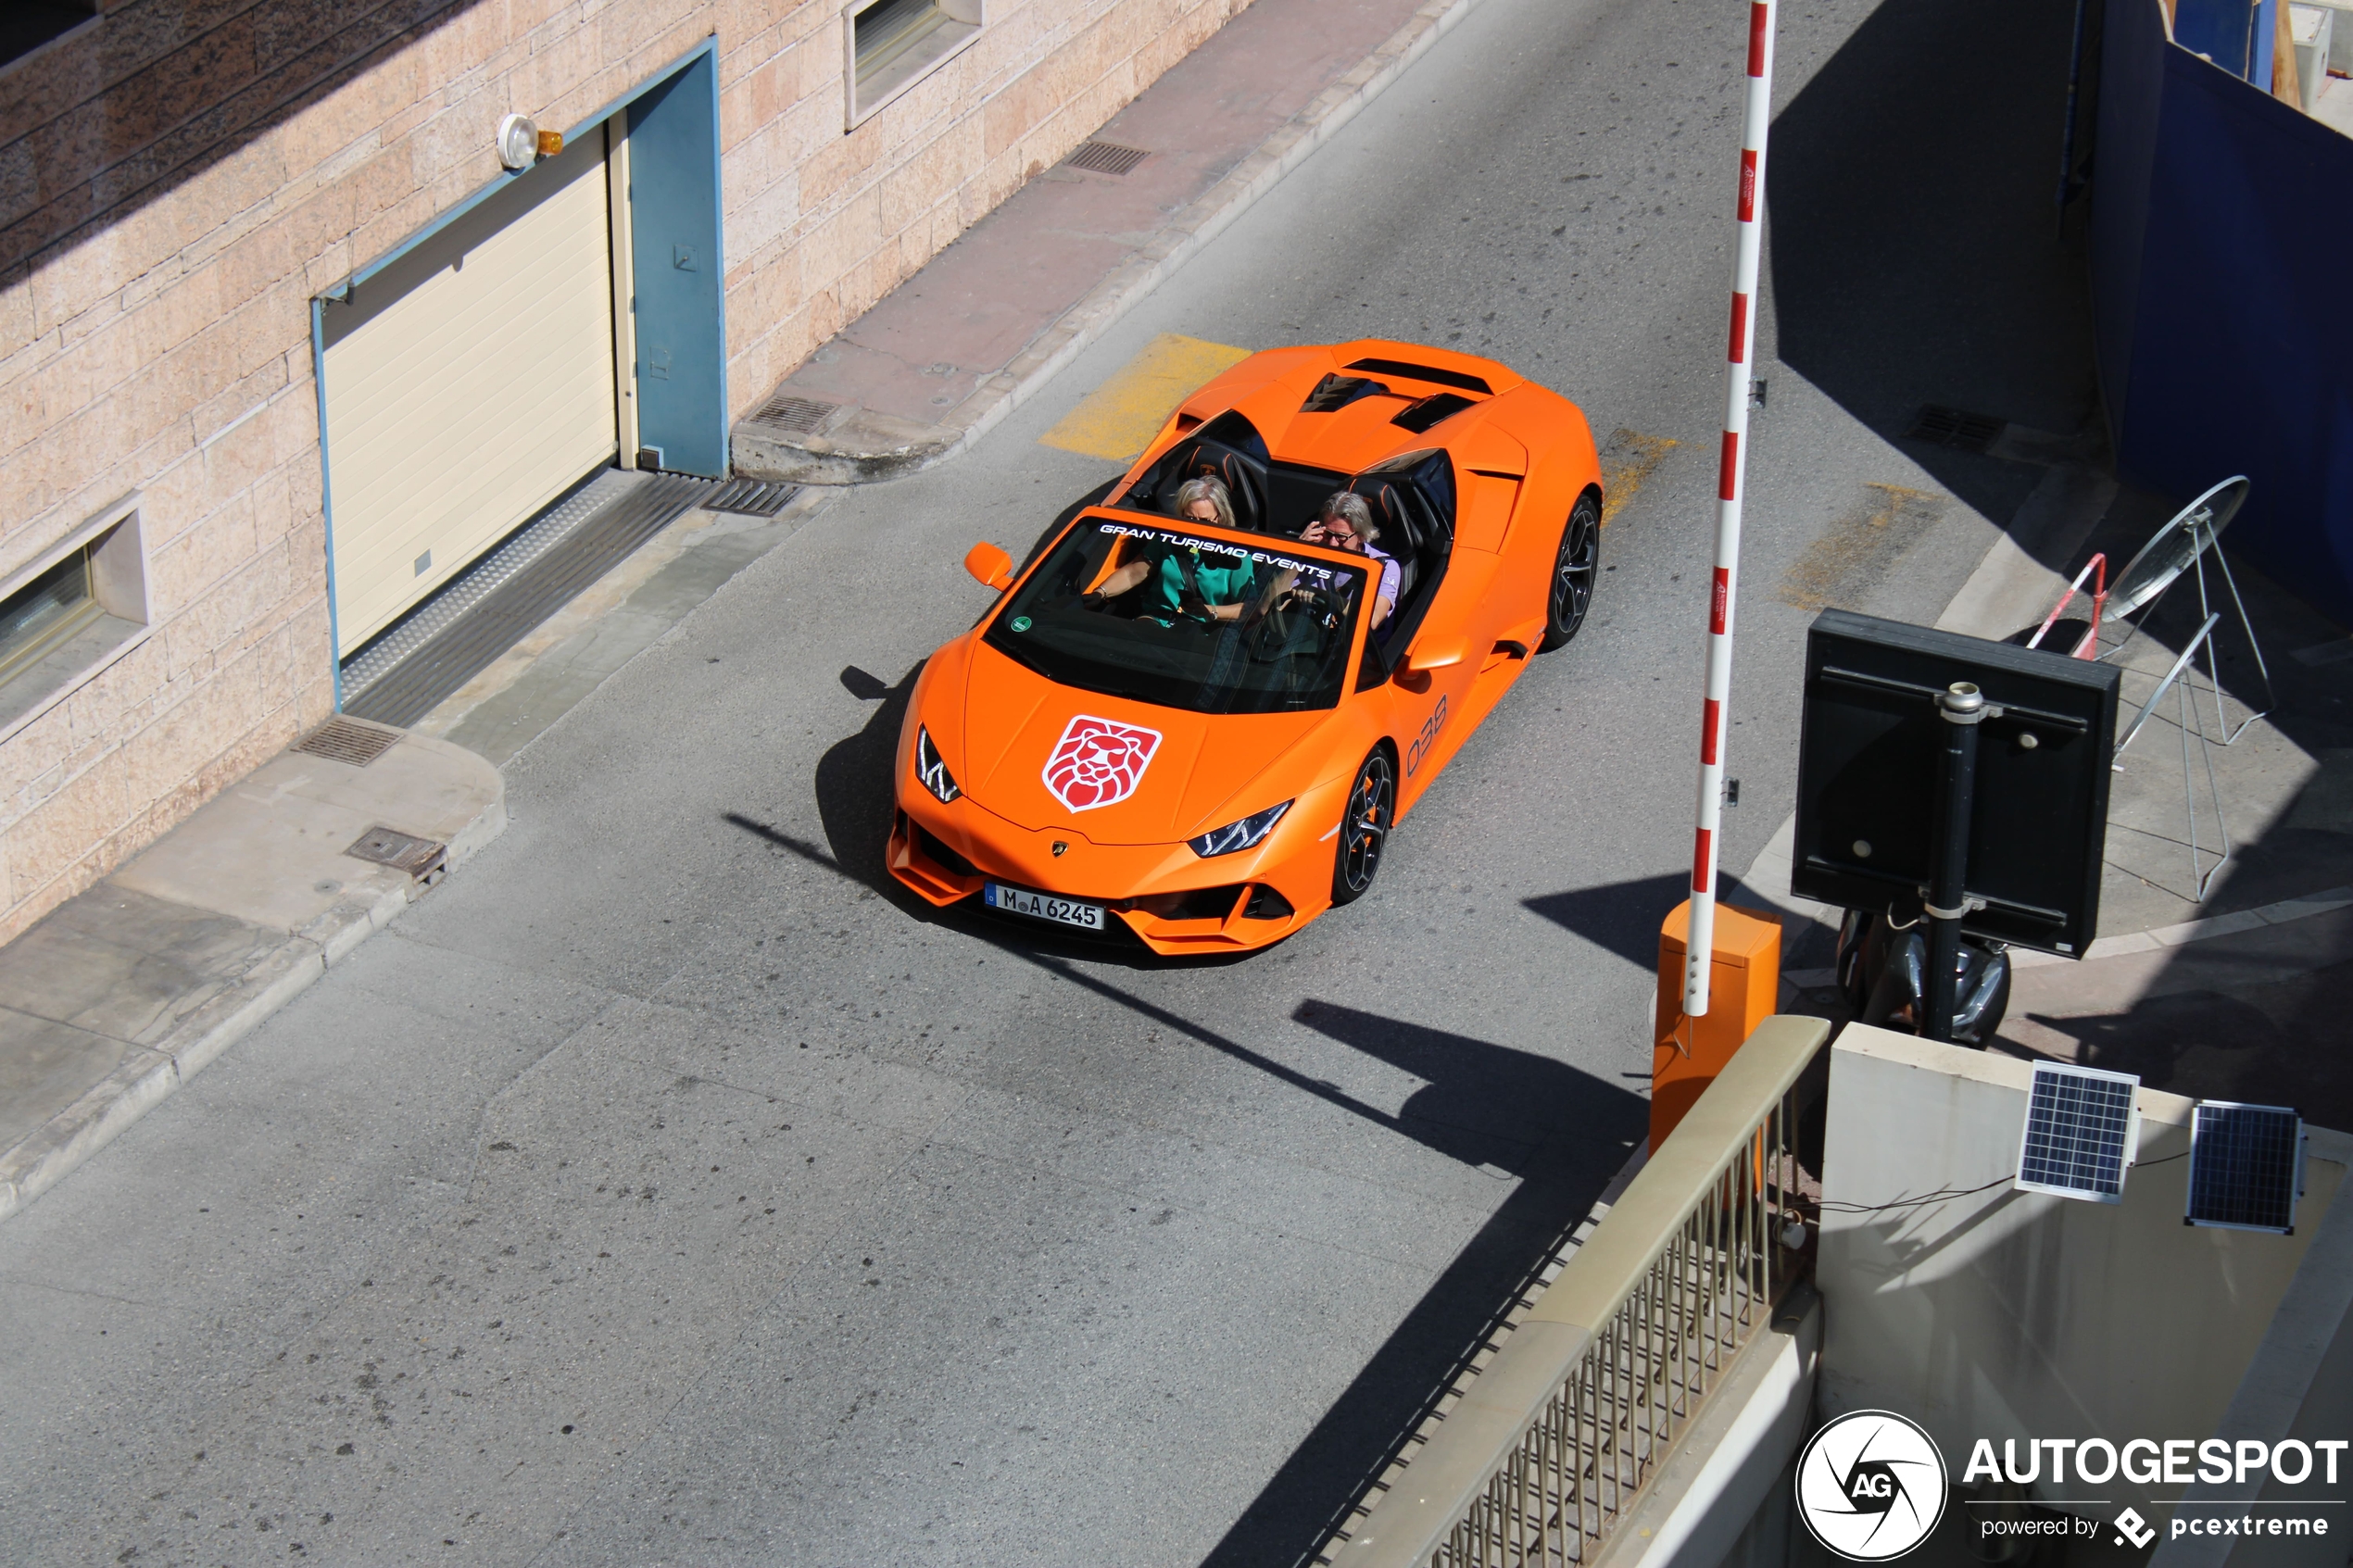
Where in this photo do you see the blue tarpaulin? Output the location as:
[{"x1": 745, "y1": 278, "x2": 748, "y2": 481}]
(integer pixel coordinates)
[{"x1": 2094, "y1": 0, "x2": 2353, "y2": 625}]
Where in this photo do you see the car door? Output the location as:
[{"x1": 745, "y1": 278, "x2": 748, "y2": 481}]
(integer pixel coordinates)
[{"x1": 1341, "y1": 452, "x2": 1478, "y2": 820}]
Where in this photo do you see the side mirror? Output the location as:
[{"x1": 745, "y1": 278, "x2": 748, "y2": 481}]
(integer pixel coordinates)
[
  {"x1": 1404, "y1": 638, "x2": 1466, "y2": 675},
  {"x1": 963, "y1": 541, "x2": 1013, "y2": 591}
]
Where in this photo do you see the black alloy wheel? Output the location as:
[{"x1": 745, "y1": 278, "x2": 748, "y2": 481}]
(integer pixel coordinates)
[
  {"x1": 1330, "y1": 749, "x2": 1396, "y2": 906},
  {"x1": 1540, "y1": 491, "x2": 1602, "y2": 650}
]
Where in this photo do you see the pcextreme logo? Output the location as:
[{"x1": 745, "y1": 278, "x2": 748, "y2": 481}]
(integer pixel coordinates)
[{"x1": 1795, "y1": 1411, "x2": 1948, "y2": 1561}]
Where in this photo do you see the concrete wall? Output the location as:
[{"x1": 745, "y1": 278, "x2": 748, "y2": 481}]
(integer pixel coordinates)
[
  {"x1": 1816, "y1": 1024, "x2": 2349, "y2": 1521},
  {"x1": 0, "y1": 0, "x2": 1244, "y2": 943},
  {"x1": 2153, "y1": 1149, "x2": 2353, "y2": 1568}
]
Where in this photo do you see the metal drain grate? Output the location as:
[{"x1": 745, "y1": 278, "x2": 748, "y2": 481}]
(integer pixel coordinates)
[
  {"x1": 296, "y1": 716, "x2": 402, "y2": 767},
  {"x1": 750, "y1": 392, "x2": 841, "y2": 433},
  {"x1": 1064, "y1": 141, "x2": 1151, "y2": 176},
  {"x1": 705, "y1": 480, "x2": 799, "y2": 517},
  {"x1": 345, "y1": 825, "x2": 447, "y2": 879},
  {"x1": 1906, "y1": 405, "x2": 2007, "y2": 452}
]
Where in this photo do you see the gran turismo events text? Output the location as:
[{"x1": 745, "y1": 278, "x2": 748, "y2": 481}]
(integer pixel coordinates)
[{"x1": 1962, "y1": 1438, "x2": 2349, "y2": 1486}]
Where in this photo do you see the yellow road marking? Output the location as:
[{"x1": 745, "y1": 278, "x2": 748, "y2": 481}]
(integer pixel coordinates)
[
  {"x1": 1779, "y1": 483, "x2": 1946, "y2": 610},
  {"x1": 1598, "y1": 428, "x2": 1680, "y2": 525},
  {"x1": 1038, "y1": 333, "x2": 1252, "y2": 460}
]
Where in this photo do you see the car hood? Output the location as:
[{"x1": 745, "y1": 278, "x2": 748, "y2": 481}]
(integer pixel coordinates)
[{"x1": 958, "y1": 642, "x2": 1329, "y2": 845}]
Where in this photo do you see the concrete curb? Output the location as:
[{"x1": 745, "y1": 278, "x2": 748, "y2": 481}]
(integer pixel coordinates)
[
  {"x1": 0, "y1": 734, "x2": 506, "y2": 1226},
  {"x1": 736, "y1": 0, "x2": 1489, "y2": 484}
]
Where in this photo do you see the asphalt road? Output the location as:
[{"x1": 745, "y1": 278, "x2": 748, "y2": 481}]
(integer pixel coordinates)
[{"x1": 0, "y1": 0, "x2": 2095, "y2": 1561}]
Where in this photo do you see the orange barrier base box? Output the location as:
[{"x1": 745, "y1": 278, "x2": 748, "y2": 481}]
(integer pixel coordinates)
[{"x1": 1651, "y1": 900, "x2": 1781, "y2": 1150}]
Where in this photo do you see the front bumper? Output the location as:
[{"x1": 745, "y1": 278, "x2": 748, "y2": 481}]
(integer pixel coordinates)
[{"x1": 887, "y1": 791, "x2": 1329, "y2": 955}]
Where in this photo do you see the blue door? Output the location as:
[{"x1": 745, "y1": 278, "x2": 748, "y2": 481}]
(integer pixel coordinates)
[{"x1": 626, "y1": 49, "x2": 728, "y2": 477}]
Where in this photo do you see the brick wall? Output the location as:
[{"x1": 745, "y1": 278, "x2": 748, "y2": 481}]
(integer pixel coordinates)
[{"x1": 0, "y1": 0, "x2": 1242, "y2": 944}]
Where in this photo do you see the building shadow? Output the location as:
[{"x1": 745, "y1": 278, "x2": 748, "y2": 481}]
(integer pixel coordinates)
[
  {"x1": 5, "y1": 1, "x2": 488, "y2": 281},
  {"x1": 1520, "y1": 872, "x2": 1690, "y2": 971},
  {"x1": 2000, "y1": 951, "x2": 2353, "y2": 1135},
  {"x1": 1196, "y1": 1001, "x2": 1644, "y2": 1568},
  {"x1": 1768, "y1": 0, "x2": 2097, "y2": 537}
]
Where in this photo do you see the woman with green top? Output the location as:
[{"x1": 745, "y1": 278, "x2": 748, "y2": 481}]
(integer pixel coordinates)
[{"x1": 1085, "y1": 477, "x2": 1265, "y2": 623}]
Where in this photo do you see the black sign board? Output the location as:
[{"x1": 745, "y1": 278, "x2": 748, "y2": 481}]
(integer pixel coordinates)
[{"x1": 1793, "y1": 609, "x2": 2120, "y2": 957}]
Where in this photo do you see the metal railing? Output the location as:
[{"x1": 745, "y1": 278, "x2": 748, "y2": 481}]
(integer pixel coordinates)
[{"x1": 1328, "y1": 1015, "x2": 1830, "y2": 1568}]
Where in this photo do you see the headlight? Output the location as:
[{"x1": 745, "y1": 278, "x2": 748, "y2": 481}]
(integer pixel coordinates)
[
  {"x1": 1189, "y1": 799, "x2": 1291, "y2": 858},
  {"x1": 914, "y1": 726, "x2": 961, "y2": 804}
]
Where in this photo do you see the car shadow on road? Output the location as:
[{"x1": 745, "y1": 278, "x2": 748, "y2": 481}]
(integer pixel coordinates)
[
  {"x1": 1194, "y1": 1001, "x2": 1643, "y2": 1568},
  {"x1": 726, "y1": 660, "x2": 1252, "y2": 968},
  {"x1": 807, "y1": 660, "x2": 923, "y2": 892}
]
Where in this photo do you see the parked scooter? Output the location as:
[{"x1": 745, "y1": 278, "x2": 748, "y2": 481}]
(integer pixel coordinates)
[{"x1": 1833, "y1": 909, "x2": 2011, "y2": 1046}]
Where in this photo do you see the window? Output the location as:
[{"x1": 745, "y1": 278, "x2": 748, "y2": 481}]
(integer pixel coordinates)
[
  {"x1": 1, "y1": 0, "x2": 97, "y2": 72},
  {"x1": 0, "y1": 497, "x2": 149, "y2": 737},
  {"x1": 847, "y1": 0, "x2": 982, "y2": 127},
  {"x1": 980, "y1": 512, "x2": 1368, "y2": 715},
  {"x1": 0, "y1": 548, "x2": 101, "y2": 687}
]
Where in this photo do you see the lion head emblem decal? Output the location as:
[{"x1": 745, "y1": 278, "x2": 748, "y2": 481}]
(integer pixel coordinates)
[{"x1": 1042, "y1": 715, "x2": 1164, "y2": 812}]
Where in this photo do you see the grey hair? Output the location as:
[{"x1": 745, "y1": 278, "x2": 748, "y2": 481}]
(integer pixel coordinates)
[
  {"x1": 1320, "y1": 490, "x2": 1378, "y2": 543},
  {"x1": 1174, "y1": 474, "x2": 1237, "y2": 531}
]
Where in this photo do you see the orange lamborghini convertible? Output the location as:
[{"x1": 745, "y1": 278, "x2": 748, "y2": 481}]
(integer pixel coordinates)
[{"x1": 887, "y1": 341, "x2": 1604, "y2": 955}]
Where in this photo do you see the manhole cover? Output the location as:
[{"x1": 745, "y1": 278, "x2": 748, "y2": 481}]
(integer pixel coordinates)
[
  {"x1": 751, "y1": 393, "x2": 840, "y2": 433},
  {"x1": 345, "y1": 825, "x2": 447, "y2": 879},
  {"x1": 1906, "y1": 405, "x2": 2007, "y2": 452},
  {"x1": 1064, "y1": 141, "x2": 1151, "y2": 176},
  {"x1": 705, "y1": 480, "x2": 799, "y2": 517},
  {"x1": 295, "y1": 716, "x2": 401, "y2": 767}
]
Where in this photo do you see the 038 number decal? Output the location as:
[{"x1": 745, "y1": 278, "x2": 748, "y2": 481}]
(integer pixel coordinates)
[{"x1": 1406, "y1": 695, "x2": 1450, "y2": 777}]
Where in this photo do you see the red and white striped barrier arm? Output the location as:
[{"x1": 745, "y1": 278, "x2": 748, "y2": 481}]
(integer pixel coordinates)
[{"x1": 1683, "y1": 0, "x2": 1778, "y2": 1020}]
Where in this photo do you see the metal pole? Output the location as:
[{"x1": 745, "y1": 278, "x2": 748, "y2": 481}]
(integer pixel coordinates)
[
  {"x1": 1923, "y1": 683, "x2": 1985, "y2": 1042},
  {"x1": 1684, "y1": 0, "x2": 1778, "y2": 1019}
]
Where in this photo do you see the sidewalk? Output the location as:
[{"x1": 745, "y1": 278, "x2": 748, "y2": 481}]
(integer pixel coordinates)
[
  {"x1": 731, "y1": 0, "x2": 1485, "y2": 483},
  {"x1": 0, "y1": 720, "x2": 501, "y2": 1223}
]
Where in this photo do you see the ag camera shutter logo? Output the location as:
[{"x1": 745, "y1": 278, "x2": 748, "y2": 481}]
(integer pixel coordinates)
[{"x1": 1796, "y1": 1411, "x2": 1949, "y2": 1561}]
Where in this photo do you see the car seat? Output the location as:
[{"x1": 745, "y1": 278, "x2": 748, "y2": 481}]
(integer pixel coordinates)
[
  {"x1": 1348, "y1": 479, "x2": 1422, "y2": 608},
  {"x1": 1125, "y1": 412, "x2": 1270, "y2": 533}
]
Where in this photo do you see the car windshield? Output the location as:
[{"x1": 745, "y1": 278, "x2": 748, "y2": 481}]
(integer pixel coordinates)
[{"x1": 982, "y1": 513, "x2": 1367, "y2": 715}]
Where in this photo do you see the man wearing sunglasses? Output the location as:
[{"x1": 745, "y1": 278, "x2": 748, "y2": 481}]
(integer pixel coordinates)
[{"x1": 1300, "y1": 491, "x2": 1399, "y2": 629}]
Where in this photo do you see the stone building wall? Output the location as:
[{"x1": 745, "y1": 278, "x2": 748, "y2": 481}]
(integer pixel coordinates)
[{"x1": 0, "y1": 0, "x2": 1239, "y2": 944}]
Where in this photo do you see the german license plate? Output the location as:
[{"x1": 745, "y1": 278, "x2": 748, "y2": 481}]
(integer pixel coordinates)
[{"x1": 984, "y1": 883, "x2": 1104, "y2": 931}]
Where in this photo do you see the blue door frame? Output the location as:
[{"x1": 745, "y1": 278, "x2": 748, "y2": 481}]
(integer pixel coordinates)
[{"x1": 308, "y1": 37, "x2": 731, "y2": 705}]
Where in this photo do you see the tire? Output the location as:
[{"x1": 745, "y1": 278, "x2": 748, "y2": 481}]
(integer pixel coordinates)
[
  {"x1": 1539, "y1": 491, "x2": 1602, "y2": 650},
  {"x1": 1330, "y1": 749, "x2": 1396, "y2": 906}
]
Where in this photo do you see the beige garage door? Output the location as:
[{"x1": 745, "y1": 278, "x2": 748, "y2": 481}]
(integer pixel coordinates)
[{"x1": 321, "y1": 128, "x2": 620, "y2": 657}]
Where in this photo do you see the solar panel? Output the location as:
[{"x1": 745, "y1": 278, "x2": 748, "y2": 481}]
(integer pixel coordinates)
[
  {"x1": 2015, "y1": 1063, "x2": 2142, "y2": 1203},
  {"x1": 2187, "y1": 1102, "x2": 2303, "y2": 1234}
]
